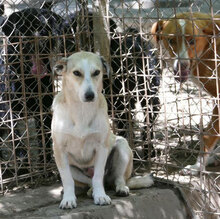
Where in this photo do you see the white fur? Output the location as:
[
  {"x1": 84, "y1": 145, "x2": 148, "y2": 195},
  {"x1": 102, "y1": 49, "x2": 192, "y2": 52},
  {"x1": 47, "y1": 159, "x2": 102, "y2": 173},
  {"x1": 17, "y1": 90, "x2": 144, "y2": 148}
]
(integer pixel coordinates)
[
  {"x1": 178, "y1": 19, "x2": 188, "y2": 59},
  {"x1": 127, "y1": 175, "x2": 154, "y2": 189},
  {"x1": 52, "y1": 51, "x2": 153, "y2": 209},
  {"x1": 77, "y1": 59, "x2": 99, "y2": 102},
  {"x1": 173, "y1": 19, "x2": 191, "y2": 71}
]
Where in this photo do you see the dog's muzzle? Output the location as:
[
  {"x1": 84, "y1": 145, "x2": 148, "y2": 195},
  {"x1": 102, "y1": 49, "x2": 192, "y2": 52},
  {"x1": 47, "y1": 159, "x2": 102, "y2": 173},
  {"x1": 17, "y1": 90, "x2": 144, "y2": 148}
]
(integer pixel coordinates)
[
  {"x1": 173, "y1": 60, "x2": 190, "y2": 83},
  {"x1": 84, "y1": 90, "x2": 95, "y2": 102}
]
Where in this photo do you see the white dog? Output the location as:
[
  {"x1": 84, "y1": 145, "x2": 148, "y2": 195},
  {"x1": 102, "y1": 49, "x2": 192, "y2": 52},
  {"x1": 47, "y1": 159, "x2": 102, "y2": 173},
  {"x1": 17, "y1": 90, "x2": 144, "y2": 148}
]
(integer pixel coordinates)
[{"x1": 52, "y1": 51, "x2": 153, "y2": 209}]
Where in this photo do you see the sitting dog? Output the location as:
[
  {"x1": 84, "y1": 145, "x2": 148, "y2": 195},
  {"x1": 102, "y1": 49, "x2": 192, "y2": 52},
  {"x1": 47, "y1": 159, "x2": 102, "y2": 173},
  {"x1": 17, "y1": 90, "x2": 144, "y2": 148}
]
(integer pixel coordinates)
[
  {"x1": 151, "y1": 12, "x2": 220, "y2": 175},
  {"x1": 52, "y1": 51, "x2": 153, "y2": 209}
]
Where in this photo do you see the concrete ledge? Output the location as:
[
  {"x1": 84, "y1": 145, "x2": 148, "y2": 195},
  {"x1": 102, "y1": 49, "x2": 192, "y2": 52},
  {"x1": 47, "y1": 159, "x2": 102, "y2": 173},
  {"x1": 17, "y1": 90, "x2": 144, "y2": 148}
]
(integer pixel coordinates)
[{"x1": 0, "y1": 182, "x2": 193, "y2": 219}]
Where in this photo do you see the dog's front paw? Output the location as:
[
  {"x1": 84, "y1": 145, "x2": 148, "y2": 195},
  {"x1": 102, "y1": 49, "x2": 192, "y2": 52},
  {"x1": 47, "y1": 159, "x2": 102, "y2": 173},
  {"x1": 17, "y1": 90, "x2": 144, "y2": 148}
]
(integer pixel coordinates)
[
  {"x1": 59, "y1": 195, "x2": 77, "y2": 209},
  {"x1": 116, "y1": 185, "x2": 129, "y2": 197},
  {"x1": 93, "y1": 193, "x2": 111, "y2": 205},
  {"x1": 179, "y1": 164, "x2": 199, "y2": 176}
]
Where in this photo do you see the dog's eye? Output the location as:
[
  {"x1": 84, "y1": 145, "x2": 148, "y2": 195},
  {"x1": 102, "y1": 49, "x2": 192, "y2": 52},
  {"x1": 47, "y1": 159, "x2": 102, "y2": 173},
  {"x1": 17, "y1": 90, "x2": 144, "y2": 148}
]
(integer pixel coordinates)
[
  {"x1": 168, "y1": 38, "x2": 176, "y2": 45},
  {"x1": 92, "y1": 70, "x2": 100, "y2": 77},
  {"x1": 188, "y1": 38, "x2": 195, "y2": 45},
  {"x1": 73, "y1": 71, "x2": 82, "y2": 77}
]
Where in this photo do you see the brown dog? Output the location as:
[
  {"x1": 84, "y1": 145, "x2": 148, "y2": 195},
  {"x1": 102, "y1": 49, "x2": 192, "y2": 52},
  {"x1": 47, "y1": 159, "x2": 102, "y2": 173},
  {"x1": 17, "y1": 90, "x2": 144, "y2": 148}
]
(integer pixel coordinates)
[{"x1": 151, "y1": 12, "x2": 220, "y2": 175}]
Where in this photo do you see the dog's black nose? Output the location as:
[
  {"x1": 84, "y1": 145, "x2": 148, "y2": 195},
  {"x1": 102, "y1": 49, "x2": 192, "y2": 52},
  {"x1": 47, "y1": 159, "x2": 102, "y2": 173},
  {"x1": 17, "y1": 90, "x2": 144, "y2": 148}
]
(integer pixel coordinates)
[{"x1": 84, "y1": 91, "x2": 95, "y2": 102}]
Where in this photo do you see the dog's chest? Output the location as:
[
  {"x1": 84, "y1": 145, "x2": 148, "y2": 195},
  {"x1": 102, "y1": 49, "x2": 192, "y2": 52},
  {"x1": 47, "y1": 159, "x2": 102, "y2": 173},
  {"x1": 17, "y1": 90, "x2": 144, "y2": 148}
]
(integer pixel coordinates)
[
  {"x1": 66, "y1": 134, "x2": 99, "y2": 167},
  {"x1": 71, "y1": 104, "x2": 107, "y2": 139},
  {"x1": 64, "y1": 107, "x2": 108, "y2": 167},
  {"x1": 52, "y1": 95, "x2": 110, "y2": 167}
]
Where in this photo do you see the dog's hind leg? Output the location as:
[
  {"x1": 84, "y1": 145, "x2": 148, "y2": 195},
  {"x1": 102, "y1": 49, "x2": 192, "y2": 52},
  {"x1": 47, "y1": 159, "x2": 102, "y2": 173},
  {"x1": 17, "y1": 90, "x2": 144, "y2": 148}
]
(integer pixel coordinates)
[
  {"x1": 70, "y1": 165, "x2": 92, "y2": 186},
  {"x1": 107, "y1": 136, "x2": 133, "y2": 197},
  {"x1": 181, "y1": 104, "x2": 220, "y2": 175}
]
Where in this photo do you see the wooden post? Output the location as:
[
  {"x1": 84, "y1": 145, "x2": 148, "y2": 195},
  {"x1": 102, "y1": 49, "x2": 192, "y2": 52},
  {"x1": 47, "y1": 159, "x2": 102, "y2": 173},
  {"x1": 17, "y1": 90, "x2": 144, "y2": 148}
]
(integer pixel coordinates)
[{"x1": 92, "y1": 0, "x2": 110, "y2": 63}]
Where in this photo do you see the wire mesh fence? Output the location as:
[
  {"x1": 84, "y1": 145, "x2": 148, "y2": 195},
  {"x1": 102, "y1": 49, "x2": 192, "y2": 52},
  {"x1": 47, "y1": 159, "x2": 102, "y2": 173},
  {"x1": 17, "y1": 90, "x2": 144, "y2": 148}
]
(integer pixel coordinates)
[{"x1": 0, "y1": 0, "x2": 219, "y2": 217}]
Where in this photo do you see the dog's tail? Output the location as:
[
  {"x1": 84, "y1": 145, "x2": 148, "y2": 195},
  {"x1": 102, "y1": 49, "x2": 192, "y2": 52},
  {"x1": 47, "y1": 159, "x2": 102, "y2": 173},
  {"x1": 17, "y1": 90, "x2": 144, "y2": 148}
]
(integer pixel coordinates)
[{"x1": 127, "y1": 174, "x2": 154, "y2": 189}]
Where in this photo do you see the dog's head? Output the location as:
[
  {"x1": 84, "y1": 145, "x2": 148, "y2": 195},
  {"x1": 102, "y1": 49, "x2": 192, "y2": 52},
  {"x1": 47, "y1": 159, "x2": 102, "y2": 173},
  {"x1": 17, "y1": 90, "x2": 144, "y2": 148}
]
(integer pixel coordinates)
[
  {"x1": 54, "y1": 51, "x2": 111, "y2": 103},
  {"x1": 151, "y1": 12, "x2": 220, "y2": 83}
]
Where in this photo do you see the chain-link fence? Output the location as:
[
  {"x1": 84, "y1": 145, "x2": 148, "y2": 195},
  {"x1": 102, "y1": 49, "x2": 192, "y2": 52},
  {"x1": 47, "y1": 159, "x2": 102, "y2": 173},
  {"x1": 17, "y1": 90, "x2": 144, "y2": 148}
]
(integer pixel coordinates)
[{"x1": 0, "y1": 0, "x2": 219, "y2": 218}]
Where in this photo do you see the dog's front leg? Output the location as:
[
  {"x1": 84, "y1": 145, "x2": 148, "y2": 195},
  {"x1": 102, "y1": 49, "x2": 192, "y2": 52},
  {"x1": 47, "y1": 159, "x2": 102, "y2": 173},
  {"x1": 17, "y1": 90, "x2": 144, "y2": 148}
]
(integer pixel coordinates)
[
  {"x1": 180, "y1": 104, "x2": 220, "y2": 175},
  {"x1": 54, "y1": 146, "x2": 77, "y2": 209},
  {"x1": 92, "y1": 146, "x2": 111, "y2": 205}
]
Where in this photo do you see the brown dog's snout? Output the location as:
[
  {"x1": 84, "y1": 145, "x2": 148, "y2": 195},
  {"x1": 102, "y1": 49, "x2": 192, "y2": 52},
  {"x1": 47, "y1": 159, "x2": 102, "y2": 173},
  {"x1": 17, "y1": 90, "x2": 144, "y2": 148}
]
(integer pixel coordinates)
[
  {"x1": 174, "y1": 60, "x2": 189, "y2": 71},
  {"x1": 173, "y1": 60, "x2": 190, "y2": 83},
  {"x1": 84, "y1": 90, "x2": 95, "y2": 102}
]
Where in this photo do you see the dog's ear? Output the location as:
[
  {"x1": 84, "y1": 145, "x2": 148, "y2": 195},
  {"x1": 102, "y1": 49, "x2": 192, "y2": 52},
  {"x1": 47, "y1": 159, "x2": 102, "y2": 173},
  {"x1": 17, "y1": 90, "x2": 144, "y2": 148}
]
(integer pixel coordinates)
[
  {"x1": 202, "y1": 20, "x2": 220, "y2": 36},
  {"x1": 151, "y1": 20, "x2": 165, "y2": 43},
  {"x1": 53, "y1": 58, "x2": 68, "y2": 76},
  {"x1": 100, "y1": 56, "x2": 111, "y2": 78}
]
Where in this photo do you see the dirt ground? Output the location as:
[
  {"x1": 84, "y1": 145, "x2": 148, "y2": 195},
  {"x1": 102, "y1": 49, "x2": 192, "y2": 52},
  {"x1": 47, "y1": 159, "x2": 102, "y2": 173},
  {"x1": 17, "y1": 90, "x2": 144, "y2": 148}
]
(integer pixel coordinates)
[{"x1": 0, "y1": 180, "x2": 194, "y2": 219}]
